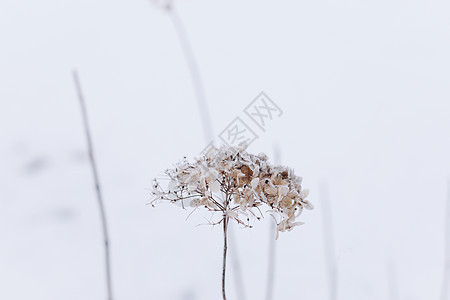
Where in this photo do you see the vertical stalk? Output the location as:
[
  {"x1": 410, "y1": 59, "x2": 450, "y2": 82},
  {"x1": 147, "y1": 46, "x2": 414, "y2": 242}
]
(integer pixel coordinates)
[
  {"x1": 266, "y1": 143, "x2": 280, "y2": 300},
  {"x1": 387, "y1": 258, "x2": 398, "y2": 300},
  {"x1": 72, "y1": 70, "x2": 113, "y2": 300},
  {"x1": 167, "y1": 4, "x2": 214, "y2": 143},
  {"x1": 320, "y1": 180, "x2": 337, "y2": 300},
  {"x1": 441, "y1": 180, "x2": 450, "y2": 300},
  {"x1": 222, "y1": 216, "x2": 229, "y2": 300}
]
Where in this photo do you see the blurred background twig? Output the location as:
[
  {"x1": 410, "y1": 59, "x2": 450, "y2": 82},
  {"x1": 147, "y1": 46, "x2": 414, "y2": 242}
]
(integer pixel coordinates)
[
  {"x1": 72, "y1": 70, "x2": 113, "y2": 300},
  {"x1": 387, "y1": 258, "x2": 399, "y2": 300},
  {"x1": 441, "y1": 180, "x2": 450, "y2": 300},
  {"x1": 167, "y1": 3, "x2": 213, "y2": 143},
  {"x1": 320, "y1": 180, "x2": 337, "y2": 300},
  {"x1": 265, "y1": 143, "x2": 281, "y2": 300}
]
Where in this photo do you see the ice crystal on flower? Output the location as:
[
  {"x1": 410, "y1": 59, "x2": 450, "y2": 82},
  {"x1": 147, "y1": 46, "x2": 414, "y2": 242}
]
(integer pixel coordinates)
[{"x1": 150, "y1": 144, "x2": 312, "y2": 238}]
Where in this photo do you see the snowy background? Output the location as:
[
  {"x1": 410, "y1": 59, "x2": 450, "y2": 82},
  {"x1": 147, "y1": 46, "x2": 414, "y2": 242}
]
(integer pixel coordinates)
[{"x1": 1, "y1": 0, "x2": 450, "y2": 299}]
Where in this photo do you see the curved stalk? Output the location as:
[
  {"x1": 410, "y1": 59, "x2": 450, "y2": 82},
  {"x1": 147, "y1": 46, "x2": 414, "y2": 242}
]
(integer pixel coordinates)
[
  {"x1": 72, "y1": 70, "x2": 113, "y2": 300},
  {"x1": 266, "y1": 143, "x2": 281, "y2": 300},
  {"x1": 168, "y1": 4, "x2": 214, "y2": 143}
]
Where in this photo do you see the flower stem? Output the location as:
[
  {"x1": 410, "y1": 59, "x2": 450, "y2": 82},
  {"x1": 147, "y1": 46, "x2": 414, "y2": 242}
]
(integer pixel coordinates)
[
  {"x1": 222, "y1": 216, "x2": 229, "y2": 300},
  {"x1": 266, "y1": 143, "x2": 281, "y2": 300}
]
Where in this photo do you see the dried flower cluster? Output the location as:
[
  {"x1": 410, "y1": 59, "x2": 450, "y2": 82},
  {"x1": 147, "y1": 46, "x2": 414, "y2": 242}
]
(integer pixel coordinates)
[{"x1": 150, "y1": 144, "x2": 312, "y2": 238}]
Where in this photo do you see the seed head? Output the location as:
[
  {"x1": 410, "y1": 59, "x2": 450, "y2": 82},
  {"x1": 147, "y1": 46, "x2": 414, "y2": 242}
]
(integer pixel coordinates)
[{"x1": 150, "y1": 144, "x2": 313, "y2": 238}]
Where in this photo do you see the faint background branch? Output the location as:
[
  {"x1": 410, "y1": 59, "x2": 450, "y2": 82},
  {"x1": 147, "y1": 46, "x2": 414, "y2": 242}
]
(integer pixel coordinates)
[
  {"x1": 265, "y1": 143, "x2": 281, "y2": 300},
  {"x1": 72, "y1": 70, "x2": 113, "y2": 300},
  {"x1": 441, "y1": 180, "x2": 450, "y2": 300},
  {"x1": 167, "y1": 3, "x2": 214, "y2": 143},
  {"x1": 387, "y1": 258, "x2": 399, "y2": 300},
  {"x1": 319, "y1": 179, "x2": 337, "y2": 300}
]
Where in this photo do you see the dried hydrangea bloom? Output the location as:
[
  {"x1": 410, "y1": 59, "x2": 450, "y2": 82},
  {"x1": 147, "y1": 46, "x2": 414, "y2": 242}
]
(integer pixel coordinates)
[
  {"x1": 150, "y1": 144, "x2": 312, "y2": 299},
  {"x1": 150, "y1": 144, "x2": 312, "y2": 238}
]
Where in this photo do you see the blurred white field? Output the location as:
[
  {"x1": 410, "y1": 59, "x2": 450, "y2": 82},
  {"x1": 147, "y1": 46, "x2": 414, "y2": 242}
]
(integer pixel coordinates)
[{"x1": 1, "y1": 0, "x2": 450, "y2": 299}]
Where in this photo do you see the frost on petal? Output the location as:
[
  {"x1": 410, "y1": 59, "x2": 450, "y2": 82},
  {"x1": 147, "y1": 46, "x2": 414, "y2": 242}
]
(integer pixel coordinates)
[
  {"x1": 300, "y1": 189, "x2": 310, "y2": 199},
  {"x1": 287, "y1": 189, "x2": 299, "y2": 198},
  {"x1": 226, "y1": 210, "x2": 238, "y2": 219},
  {"x1": 210, "y1": 180, "x2": 220, "y2": 193},
  {"x1": 251, "y1": 178, "x2": 260, "y2": 189},
  {"x1": 190, "y1": 198, "x2": 201, "y2": 207},
  {"x1": 187, "y1": 172, "x2": 200, "y2": 185},
  {"x1": 278, "y1": 186, "x2": 289, "y2": 197},
  {"x1": 258, "y1": 152, "x2": 268, "y2": 161},
  {"x1": 290, "y1": 222, "x2": 304, "y2": 229},
  {"x1": 302, "y1": 200, "x2": 314, "y2": 210},
  {"x1": 205, "y1": 168, "x2": 219, "y2": 183},
  {"x1": 279, "y1": 196, "x2": 293, "y2": 207},
  {"x1": 265, "y1": 185, "x2": 277, "y2": 196},
  {"x1": 168, "y1": 179, "x2": 177, "y2": 192},
  {"x1": 233, "y1": 194, "x2": 240, "y2": 204},
  {"x1": 252, "y1": 165, "x2": 260, "y2": 177},
  {"x1": 199, "y1": 177, "x2": 206, "y2": 189},
  {"x1": 239, "y1": 199, "x2": 248, "y2": 211}
]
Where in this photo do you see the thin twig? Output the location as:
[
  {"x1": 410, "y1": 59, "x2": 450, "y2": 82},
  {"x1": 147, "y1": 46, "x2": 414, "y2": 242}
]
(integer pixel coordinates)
[
  {"x1": 72, "y1": 70, "x2": 113, "y2": 300},
  {"x1": 441, "y1": 180, "x2": 450, "y2": 300},
  {"x1": 387, "y1": 258, "x2": 399, "y2": 300},
  {"x1": 319, "y1": 179, "x2": 337, "y2": 300},
  {"x1": 167, "y1": 4, "x2": 214, "y2": 143},
  {"x1": 222, "y1": 216, "x2": 229, "y2": 300},
  {"x1": 265, "y1": 143, "x2": 281, "y2": 300}
]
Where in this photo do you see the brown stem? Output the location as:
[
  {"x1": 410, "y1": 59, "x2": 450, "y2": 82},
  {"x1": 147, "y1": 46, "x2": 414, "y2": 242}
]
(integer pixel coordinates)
[
  {"x1": 222, "y1": 216, "x2": 229, "y2": 300},
  {"x1": 266, "y1": 143, "x2": 281, "y2": 300},
  {"x1": 72, "y1": 70, "x2": 113, "y2": 300}
]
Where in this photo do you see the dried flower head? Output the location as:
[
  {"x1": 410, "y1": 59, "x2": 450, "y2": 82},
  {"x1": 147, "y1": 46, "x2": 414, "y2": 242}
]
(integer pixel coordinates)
[{"x1": 150, "y1": 144, "x2": 313, "y2": 238}]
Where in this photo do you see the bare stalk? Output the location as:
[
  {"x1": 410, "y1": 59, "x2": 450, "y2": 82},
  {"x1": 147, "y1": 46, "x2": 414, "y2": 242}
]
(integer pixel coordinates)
[
  {"x1": 265, "y1": 143, "x2": 281, "y2": 300},
  {"x1": 222, "y1": 216, "x2": 229, "y2": 300},
  {"x1": 72, "y1": 70, "x2": 113, "y2": 300},
  {"x1": 441, "y1": 180, "x2": 450, "y2": 300},
  {"x1": 167, "y1": 4, "x2": 214, "y2": 143},
  {"x1": 319, "y1": 180, "x2": 337, "y2": 300},
  {"x1": 387, "y1": 258, "x2": 398, "y2": 300}
]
